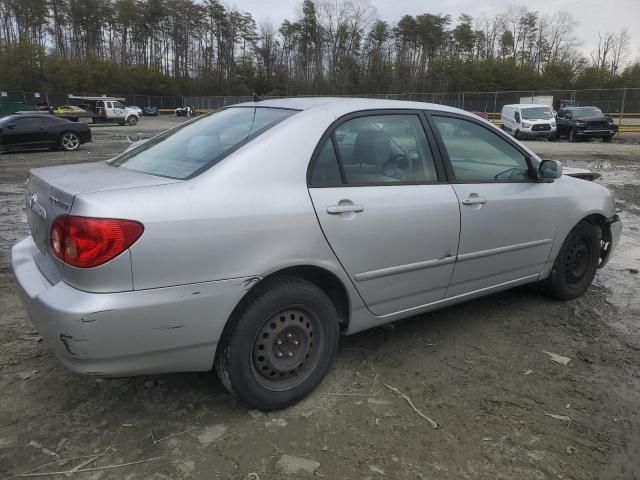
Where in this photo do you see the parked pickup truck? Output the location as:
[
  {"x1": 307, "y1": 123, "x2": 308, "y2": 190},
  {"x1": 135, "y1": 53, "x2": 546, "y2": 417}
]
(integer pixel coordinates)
[
  {"x1": 55, "y1": 96, "x2": 139, "y2": 126},
  {"x1": 555, "y1": 106, "x2": 618, "y2": 142}
]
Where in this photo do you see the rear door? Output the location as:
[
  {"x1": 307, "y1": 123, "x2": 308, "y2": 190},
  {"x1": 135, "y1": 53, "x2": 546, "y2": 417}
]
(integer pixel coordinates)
[
  {"x1": 308, "y1": 111, "x2": 461, "y2": 317},
  {"x1": 428, "y1": 113, "x2": 559, "y2": 298}
]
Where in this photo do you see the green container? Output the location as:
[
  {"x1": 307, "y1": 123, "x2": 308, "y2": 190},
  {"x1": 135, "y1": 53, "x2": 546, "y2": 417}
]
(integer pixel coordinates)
[{"x1": 0, "y1": 101, "x2": 28, "y2": 117}]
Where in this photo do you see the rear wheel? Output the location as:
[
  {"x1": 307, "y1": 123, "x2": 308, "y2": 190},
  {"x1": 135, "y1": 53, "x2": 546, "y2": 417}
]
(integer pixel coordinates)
[
  {"x1": 216, "y1": 277, "x2": 340, "y2": 410},
  {"x1": 514, "y1": 129, "x2": 520, "y2": 140},
  {"x1": 59, "y1": 132, "x2": 80, "y2": 151},
  {"x1": 602, "y1": 135, "x2": 613, "y2": 143},
  {"x1": 540, "y1": 221, "x2": 601, "y2": 300}
]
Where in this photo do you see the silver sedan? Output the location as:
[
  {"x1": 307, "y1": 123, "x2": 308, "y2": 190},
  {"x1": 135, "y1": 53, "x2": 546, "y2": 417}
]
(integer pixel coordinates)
[{"x1": 12, "y1": 98, "x2": 622, "y2": 410}]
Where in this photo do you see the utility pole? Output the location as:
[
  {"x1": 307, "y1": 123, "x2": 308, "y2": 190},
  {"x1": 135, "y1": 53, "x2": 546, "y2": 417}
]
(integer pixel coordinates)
[{"x1": 619, "y1": 88, "x2": 627, "y2": 127}]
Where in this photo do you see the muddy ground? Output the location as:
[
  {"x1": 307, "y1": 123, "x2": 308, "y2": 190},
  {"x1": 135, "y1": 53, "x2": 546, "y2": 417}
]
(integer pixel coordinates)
[{"x1": 1, "y1": 117, "x2": 639, "y2": 479}]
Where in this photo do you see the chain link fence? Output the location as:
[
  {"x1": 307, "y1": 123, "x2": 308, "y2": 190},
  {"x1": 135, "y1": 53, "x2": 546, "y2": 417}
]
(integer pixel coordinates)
[{"x1": 2, "y1": 88, "x2": 639, "y2": 124}]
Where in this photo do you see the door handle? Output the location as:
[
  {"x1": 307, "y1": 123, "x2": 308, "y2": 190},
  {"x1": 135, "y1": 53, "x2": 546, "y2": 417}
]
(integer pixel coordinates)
[
  {"x1": 461, "y1": 197, "x2": 487, "y2": 206},
  {"x1": 327, "y1": 204, "x2": 364, "y2": 215}
]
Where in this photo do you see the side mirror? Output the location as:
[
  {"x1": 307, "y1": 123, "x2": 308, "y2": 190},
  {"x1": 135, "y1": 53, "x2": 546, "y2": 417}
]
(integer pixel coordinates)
[
  {"x1": 5, "y1": 123, "x2": 16, "y2": 129},
  {"x1": 538, "y1": 159, "x2": 563, "y2": 182}
]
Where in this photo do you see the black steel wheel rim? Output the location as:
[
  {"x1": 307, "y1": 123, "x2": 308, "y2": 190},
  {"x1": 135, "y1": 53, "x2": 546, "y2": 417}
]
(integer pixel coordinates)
[
  {"x1": 251, "y1": 306, "x2": 324, "y2": 391},
  {"x1": 565, "y1": 237, "x2": 591, "y2": 286}
]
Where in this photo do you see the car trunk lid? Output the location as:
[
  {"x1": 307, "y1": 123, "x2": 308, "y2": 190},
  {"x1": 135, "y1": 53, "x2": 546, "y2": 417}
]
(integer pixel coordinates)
[{"x1": 25, "y1": 161, "x2": 179, "y2": 283}]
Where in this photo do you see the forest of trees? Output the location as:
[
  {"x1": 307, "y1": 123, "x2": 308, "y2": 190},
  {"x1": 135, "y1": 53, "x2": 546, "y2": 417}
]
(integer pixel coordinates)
[{"x1": 0, "y1": 0, "x2": 638, "y2": 96}]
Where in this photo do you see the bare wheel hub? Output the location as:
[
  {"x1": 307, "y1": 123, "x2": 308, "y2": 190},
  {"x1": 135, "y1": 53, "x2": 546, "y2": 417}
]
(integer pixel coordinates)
[{"x1": 253, "y1": 309, "x2": 316, "y2": 384}]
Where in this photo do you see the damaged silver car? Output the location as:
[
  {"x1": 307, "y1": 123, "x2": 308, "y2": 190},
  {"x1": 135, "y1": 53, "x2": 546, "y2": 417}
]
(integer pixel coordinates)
[{"x1": 12, "y1": 98, "x2": 622, "y2": 410}]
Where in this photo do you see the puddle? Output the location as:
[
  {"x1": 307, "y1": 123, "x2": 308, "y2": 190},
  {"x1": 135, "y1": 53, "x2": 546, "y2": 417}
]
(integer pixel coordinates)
[{"x1": 593, "y1": 209, "x2": 640, "y2": 340}]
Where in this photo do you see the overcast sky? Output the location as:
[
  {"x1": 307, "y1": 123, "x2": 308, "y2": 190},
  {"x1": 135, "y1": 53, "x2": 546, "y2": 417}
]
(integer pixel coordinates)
[{"x1": 228, "y1": 0, "x2": 640, "y2": 60}]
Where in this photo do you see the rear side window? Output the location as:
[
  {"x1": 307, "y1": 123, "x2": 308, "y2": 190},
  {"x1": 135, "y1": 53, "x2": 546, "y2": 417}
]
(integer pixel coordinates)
[
  {"x1": 310, "y1": 139, "x2": 342, "y2": 186},
  {"x1": 433, "y1": 116, "x2": 530, "y2": 182},
  {"x1": 110, "y1": 107, "x2": 295, "y2": 179},
  {"x1": 332, "y1": 115, "x2": 438, "y2": 184}
]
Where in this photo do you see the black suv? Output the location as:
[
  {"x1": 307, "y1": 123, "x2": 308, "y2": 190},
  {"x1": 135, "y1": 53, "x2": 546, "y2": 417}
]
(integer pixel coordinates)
[{"x1": 556, "y1": 106, "x2": 618, "y2": 142}]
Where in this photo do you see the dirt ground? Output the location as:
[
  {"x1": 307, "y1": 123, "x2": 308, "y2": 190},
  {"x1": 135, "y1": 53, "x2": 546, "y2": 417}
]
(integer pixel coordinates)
[{"x1": 1, "y1": 117, "x2": 639, "y2": 480}]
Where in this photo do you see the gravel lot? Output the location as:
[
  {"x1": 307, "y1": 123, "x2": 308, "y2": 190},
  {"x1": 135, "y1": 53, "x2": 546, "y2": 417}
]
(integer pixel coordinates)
[{"x1": 1, "y1": 117, "x2": 639, "y2": 479}]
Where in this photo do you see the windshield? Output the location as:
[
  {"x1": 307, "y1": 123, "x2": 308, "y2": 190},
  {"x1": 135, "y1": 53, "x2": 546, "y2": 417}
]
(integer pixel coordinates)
[
  {"x1": 521, "y1": 107, "x2": 553, "y2": 120},
  {"x1": 109, "y1": 107, "x2": 296, "y2": 179},
  {"x1": 572, "y1": 108, "x2": 604, "y2": 119}
]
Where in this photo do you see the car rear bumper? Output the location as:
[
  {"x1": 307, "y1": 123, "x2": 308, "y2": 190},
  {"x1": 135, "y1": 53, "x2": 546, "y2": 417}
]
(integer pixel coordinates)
[{"x1": 11, "y1": 236, "x2": 251, "y2": 377}]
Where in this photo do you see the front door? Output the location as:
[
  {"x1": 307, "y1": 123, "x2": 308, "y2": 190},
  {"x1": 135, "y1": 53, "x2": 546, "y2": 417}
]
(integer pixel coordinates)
[
  {"x1": 10, "y1": 117, "x2": 46, "y2": 148},
  {"x1": 105, "y1": 101, "x2": 125, "y2": 120},
  {"x1": 429, "y1": 113, "x2": 558, "y2": 298},
  {"x1": 308, "y1": 112, "x2": 461, "y2": 316}
]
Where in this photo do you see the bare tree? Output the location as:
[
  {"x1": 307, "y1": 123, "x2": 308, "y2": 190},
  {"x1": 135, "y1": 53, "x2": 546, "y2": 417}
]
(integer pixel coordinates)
[
  {"x1": 610, "y1": 28, "x2": 631, "y2": 77},
  {"x1": 591, "y1": 32, "x2": 616, "y2": 72}
]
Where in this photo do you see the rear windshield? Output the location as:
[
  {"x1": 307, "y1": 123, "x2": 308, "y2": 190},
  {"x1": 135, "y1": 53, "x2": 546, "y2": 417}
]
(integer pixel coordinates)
[
  {"x1": 109, "y1": 107, "x2": 296, "y2": 179},
  {"x1": 572, "y1": 108, "x2": 604, "y2": 119},
  {"x1": 521, "y1": 107, "x2": 553, "y2": 120}
]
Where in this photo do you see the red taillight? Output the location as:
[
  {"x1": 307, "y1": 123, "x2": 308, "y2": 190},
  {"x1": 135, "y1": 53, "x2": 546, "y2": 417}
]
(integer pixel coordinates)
[{"x1": 50, "y1": 216, "x2": 144, "y2": 268}]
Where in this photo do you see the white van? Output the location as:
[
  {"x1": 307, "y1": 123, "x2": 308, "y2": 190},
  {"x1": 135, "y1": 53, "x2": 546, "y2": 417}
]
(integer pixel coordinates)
[{"x1": 501, "y1": 104, "x2": 556, "y2": 140}]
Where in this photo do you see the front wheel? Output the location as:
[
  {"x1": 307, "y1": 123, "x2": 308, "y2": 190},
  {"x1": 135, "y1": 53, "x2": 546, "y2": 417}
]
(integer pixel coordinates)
[
  {"x1": 602, "y1": 135, "x2": 613, "y2": 143},
  {"x1": 59, "y1": 132, "x2": 80, "y2": 151},
  {"x1": 216, "y1": 277, "x2": 340, "y2": 410},
  {"x1": 514, "y1": 129, "x2": 520, "y2": 140},
  {"x1": 540, "y1": 221, "x2": 602, "y2": 300},
  {"x1": 126, "y1": 116, "x2": 138, "y2": 126}
]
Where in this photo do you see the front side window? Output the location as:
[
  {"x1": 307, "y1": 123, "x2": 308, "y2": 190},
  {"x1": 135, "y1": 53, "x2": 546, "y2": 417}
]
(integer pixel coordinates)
[
  {"x1": 110, "y1": 107, "x2": 295, "y2": 179},
  {"x1": 114, "y1": 102, "x2": 125, "y2": 109},
  {"x1": 332, "y1": 114, "x2": 438, "y2": 184},
  {"x1": 433, "y1": 116, "x2": 530, "y2": 182}
]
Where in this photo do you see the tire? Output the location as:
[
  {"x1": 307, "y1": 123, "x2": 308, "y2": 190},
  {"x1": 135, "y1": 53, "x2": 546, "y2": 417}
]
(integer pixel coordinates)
[
  {"x1": 569, "y1": 128, "x2": 578, "y2": 142},
  {"x1": 514, "y1": 129, "x2": 520, "y2": 140},
  {"x1": 126, "y1": 116, "x2": 138, "y2": 126},
  {"x1": 602, "y1": 135, "x2": 613, "y2": 143},
  {"x1": 59, "y1": 131, "x2": 80, "y2": 151},
  {"x1": 540, "y1": 221, "x2": 602, "y2": 300},
  {"x1": 216, "y1": 277, "x2": 340, "y2": 410}
]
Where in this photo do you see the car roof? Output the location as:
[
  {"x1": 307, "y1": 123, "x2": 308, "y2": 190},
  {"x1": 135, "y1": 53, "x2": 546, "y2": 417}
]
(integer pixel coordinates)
[
  {"x1": 566, "y1": 106, "x2": 601, "y2": 110},
  {"x1": 231, "y1": 97, "x2": 466, "y2": 117}
]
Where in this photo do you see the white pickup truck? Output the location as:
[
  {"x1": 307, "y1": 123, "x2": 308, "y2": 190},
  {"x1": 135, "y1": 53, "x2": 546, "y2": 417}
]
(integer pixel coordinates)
[{"x1": 56, "y1": 96, "x2": 140, "y2": 126}]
